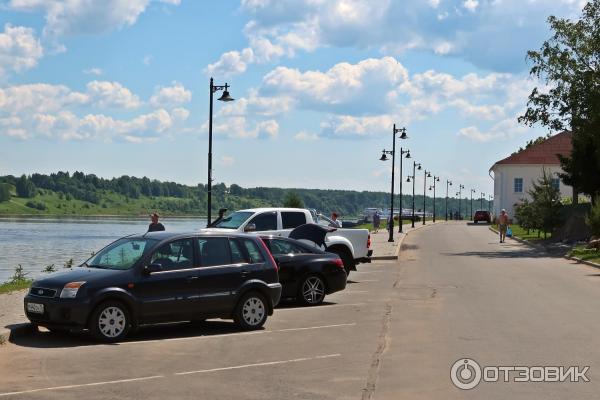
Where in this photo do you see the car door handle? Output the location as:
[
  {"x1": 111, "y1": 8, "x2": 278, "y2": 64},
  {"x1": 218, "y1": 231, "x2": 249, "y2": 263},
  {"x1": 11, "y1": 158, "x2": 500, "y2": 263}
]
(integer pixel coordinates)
[
  {"x1": 186, "y1": 276, "x2": 199, "y2": 282},
  {"x1": 241, "y1": 270, "x2": 250, "y2": 277}
]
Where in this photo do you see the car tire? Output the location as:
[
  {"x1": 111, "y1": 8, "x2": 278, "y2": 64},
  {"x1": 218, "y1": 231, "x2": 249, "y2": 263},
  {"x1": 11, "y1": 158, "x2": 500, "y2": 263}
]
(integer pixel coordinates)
[
  {"x1": 297, "y1": 275, "x2": 326, "y2": 306},
  {"x1": 233, "y1": 292, "x2": 268, "y2": 330},
  {"x1": 89, "y1": 301, "x2": 131, "y2": 343},
  {"x1": 331, "y1": 248, "x2": 355, "y2": 276}
]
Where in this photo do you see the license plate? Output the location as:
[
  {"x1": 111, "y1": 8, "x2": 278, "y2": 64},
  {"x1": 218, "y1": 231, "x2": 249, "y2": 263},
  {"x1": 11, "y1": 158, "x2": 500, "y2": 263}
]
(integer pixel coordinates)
[{"x1": 26, "y1": 302, "x2": 44, "y2": 314}]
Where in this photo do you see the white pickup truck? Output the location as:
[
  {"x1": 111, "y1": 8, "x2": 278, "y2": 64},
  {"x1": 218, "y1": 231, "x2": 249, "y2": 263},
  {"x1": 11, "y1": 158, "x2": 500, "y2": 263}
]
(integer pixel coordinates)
[{"x1": 206, "y1": 208, "x2": 372, "y2": 274}]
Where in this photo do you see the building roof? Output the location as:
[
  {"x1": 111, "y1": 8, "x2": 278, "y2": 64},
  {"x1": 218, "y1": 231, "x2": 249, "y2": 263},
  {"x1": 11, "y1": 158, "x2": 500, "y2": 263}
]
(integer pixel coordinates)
[{"x1": 491, "y1": 131, "x2": 572, "y2": 169}]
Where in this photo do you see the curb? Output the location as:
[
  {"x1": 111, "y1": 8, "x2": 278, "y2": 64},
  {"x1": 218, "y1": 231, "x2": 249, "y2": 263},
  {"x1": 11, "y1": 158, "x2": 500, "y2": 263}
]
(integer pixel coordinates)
[
  {"x1": 564, "y1": 255, "x2": 600, "y2": 269},
  {"x1": 488, "y1": 226, "x2": 547, "y2": 251},
  {"x1": 0, "y1": 323, "x2": 37, "y2": 345}
]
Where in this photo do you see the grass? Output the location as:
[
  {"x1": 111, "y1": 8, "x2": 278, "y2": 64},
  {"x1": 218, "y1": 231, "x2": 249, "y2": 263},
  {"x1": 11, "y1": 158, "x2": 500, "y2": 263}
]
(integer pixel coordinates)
[
  {"x1": 489, "y1": 224, "x2": 552, "y2": 242},
  {"x1": 0, "y1": 279, "x2": 32, "y2": 295},
  {"x1": 569, "y1": 245, "x2": 600, "y2": 265}
]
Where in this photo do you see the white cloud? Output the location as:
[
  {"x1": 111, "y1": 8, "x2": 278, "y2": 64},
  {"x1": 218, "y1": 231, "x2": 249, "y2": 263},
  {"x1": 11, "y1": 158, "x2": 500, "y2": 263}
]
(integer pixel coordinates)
[
  {"x1": 458, "y1": 116, "x2": 531, "y2": 142},
  {"x1": 149, "y1": 82, "x2": 192, "y2": 108},
  {"x1": 294, "y1": 131, "x2": 320, "y2": 141},
  {"x1": 171, "y1": 107, "x2": 190, "y2": 122},
  {"x1": 219, "y1": 155, "x2": 235, "y2": 167},
  {"x1": 83, "y1": 67, "x2": 103, "y2": 76},
  {"x1": 142, "y1": 55, "x2": 153, "y2": 66},
  {"x1": 86, "y1": 80, "x2": 141, "y2": 109},
  {"x1": 8, "y1": 0, "x2": 180, "y2": 37},
  {"x1": 209, "y1": 0, "x2": 586, "y2": 74},
  {"x1": 212, "y1": 116, "x2": 279, "y2": 139},
  {"x1": 0, "y1": 24, "x2": 44, "y2": 77}
]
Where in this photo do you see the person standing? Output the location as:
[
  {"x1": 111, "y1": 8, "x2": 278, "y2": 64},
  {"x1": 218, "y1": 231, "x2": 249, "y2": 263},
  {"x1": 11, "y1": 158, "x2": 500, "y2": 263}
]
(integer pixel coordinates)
[
  {"x1": 148, "y1": 212, "x2": 165, "y2": 232},
  {"x1": 373, "y1": 211, "x2": 381, "y2": 233},
  {"x1": 498, "y1": 209, "x2": 509, "y2": 243},
  {"x1": 331, "y1": 212, "x2": 343, "y2": 227}
]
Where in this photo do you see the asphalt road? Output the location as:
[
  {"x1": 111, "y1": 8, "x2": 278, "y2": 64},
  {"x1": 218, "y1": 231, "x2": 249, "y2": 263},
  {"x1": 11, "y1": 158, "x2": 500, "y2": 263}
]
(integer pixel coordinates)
[{"x1": 1, "y1": 222, "x2": 599, "y2": 399}]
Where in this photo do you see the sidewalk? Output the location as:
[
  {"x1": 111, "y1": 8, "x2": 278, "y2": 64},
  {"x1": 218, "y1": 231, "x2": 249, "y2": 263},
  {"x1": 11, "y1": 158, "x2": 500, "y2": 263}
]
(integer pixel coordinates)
[
  {"x1": 369, "y1": 221, "x2": 443, "y2": 260},
  {"x1": 0, "y1": 289, "x2": 31, "y2": 344}
]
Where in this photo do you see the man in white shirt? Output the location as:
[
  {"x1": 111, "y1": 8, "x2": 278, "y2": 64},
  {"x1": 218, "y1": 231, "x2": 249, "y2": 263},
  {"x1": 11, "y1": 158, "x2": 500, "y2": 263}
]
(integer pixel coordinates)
[{"x1": 331, "y1": 212, "x2": 343, "y2": 227}]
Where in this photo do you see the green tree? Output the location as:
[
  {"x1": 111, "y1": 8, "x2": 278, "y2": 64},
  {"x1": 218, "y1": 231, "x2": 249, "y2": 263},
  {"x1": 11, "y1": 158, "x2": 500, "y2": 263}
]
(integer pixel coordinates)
[
  {"x1": 528, "y1": 170, "x2": 563, "y2": 238},
  {"x1": 514, "y1": 199, "x2": 536, "y2": 234},
  {"x1": 586, "y1": 196, "x2": 600, "y2": 237},
  {"x1": 283, "y1": 191, "x2": 304, "y2": 208},
  {"x1": 15, "y1": 175, "x2": 36, "y2": 198},
  {"x1": 519, "y1": 1, "x2": 600, "y2": 201},
  {"x1": 0, "y1": 183, "x2": 10, "y2": 202}
]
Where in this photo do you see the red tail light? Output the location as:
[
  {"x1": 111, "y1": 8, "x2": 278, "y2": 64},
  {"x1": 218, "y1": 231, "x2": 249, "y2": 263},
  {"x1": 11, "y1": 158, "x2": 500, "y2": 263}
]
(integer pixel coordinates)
[
  {"x1": 332, "y1": 258, "x2": 344, "y2": 269},
  {"x1": 367, "y1": 233, "x2": 371, "y2": 249},
  {"x1": 260, "y1": 238, "x2": 278, "y2": 271}
]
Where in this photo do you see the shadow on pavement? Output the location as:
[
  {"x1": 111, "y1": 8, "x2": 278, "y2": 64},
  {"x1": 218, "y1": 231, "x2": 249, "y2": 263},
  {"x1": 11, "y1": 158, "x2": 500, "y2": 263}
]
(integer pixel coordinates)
[
  {"x1": 443, "y1": 248, "x2": 563, "y2": 259},
  {"x1": 10, "y1": 301, "x2": 342, "y2": 349},
  {"x1": 401, "y1": 244, "x2": 420, "y2": 251}
]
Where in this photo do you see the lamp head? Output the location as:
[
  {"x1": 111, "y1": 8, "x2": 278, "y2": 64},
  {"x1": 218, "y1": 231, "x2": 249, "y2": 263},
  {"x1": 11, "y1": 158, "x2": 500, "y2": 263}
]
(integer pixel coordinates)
[
  {"x1": 405, "y1": 151, "x2": 411, "y2": 159},
  {"x1": 398, "y1": 128, "x2": 408, "y2": 139},
  {"x1": 406, "y1": 177, "x2": 412, "y2": 183},
  {"x1": 218, "y1": 89, "x2": 234, "y2": 102},
  {"x1": 417, "y1": 164, "x2": 422, "y2": 170},
  {"x1": 426, "y1": 172, "x2": 431, "y2": 178},
  {"x1": 379, "y1": 153, "x2": 388, "y2": 161}
]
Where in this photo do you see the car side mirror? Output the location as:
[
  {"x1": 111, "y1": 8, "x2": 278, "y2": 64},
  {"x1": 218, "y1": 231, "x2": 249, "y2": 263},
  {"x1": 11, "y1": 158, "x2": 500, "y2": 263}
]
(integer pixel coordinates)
[
  {"x1": 244, "y1": 223, "x2": 257, "y2": 232},
  {"x1": 144, "y1": 263, "x2": 163, "y2": 274}
]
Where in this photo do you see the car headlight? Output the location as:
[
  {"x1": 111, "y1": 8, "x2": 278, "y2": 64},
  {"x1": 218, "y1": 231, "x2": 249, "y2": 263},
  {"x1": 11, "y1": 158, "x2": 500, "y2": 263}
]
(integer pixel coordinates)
[{"x1": 60, "y1": 281, "x2": 86, "y2": 298}]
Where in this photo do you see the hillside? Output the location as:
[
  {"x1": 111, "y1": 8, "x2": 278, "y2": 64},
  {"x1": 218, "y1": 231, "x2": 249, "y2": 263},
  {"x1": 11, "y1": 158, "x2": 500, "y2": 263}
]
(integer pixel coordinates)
[{"x1": 0, "y1": 172, "x2": 490, "y2": 218}]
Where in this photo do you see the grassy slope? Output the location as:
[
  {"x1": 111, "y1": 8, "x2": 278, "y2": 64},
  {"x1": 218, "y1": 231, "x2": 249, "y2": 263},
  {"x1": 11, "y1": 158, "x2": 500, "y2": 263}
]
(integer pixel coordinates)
[
  {"x1": 569, "y1": 245, "x2": 600, "y2": 264},
  {"x1": 0, "y1": 280, "x2": 32, "y2": 295},
  {"x1": 0, "y1": 190, "x2": 204, "y2": 216}
]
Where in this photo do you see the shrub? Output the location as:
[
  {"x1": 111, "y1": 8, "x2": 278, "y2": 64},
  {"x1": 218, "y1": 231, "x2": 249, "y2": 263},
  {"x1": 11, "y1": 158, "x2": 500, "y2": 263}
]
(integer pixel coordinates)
[
  {"x1": 9, "y1": 264, "x2": 29, "y2": 283},
  {"x1": 42, "y1": 264, "x2": 56, "y2": 273},
  {"x1": 25, "y1": 201, "x2": 46, "y2": 210},
  {"x1": 0, "y1": 183, "x2": 10, "y2": 202},
  {"x1": 586, "y1": 196, "x2": 600, "y2": 238}
]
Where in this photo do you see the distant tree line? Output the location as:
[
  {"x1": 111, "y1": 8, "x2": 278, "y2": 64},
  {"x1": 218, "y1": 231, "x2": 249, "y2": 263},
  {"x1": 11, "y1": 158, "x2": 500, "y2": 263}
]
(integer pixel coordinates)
[{"x1": 0, "y1": 171, "x2": 490, "y2": 217}]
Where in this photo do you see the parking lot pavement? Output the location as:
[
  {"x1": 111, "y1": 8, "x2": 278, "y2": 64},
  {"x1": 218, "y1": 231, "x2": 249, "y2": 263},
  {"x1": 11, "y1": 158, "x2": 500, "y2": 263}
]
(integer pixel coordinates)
[{"x1": 0, "y1": 260, "x2": 400, "y2": 400}]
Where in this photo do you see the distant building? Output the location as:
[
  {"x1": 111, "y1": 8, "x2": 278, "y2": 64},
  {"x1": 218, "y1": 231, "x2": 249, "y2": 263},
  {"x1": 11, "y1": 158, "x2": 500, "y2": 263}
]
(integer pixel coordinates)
[{"x1": 489, "y1": 131, "x2": 573, "y2": 216}]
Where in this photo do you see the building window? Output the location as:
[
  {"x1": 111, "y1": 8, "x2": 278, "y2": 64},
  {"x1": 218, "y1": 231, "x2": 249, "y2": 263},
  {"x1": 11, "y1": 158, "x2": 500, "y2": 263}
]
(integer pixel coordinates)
[
  {"x1": 514, "y1": 178, "x2": 523, "y2": 193},
  {"x1": 551, "y1": 178, "x2": 560, "y2": 191}
]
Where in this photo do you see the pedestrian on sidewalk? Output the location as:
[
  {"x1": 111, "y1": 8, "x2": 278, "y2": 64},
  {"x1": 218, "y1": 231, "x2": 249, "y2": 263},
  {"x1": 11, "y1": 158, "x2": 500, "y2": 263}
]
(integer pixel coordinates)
[
  {"x1": 498, "y1": 209, "x2": 509, "y2": 243},
  {"x1": 148, "y1": 212, "x2": 165, "y2": 232},
  {"x1": 373, "y1": 211, "x2": 381, "y2": 233},
  {"x1": 331, "y1": 212, "x2": 342, "y2": 227}
]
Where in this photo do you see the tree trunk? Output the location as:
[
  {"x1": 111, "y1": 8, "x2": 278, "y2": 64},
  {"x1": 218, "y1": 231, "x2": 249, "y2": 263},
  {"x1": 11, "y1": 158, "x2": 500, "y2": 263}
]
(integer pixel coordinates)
[{"x1": 573, "y1": 187, "x2": 579, "y2": 205}]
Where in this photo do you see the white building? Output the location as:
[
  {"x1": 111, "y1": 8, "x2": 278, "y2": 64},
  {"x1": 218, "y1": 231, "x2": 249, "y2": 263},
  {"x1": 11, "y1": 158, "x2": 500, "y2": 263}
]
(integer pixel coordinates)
[{"x1": 489, "y1": 131, "x2": 573, "y2": 217}]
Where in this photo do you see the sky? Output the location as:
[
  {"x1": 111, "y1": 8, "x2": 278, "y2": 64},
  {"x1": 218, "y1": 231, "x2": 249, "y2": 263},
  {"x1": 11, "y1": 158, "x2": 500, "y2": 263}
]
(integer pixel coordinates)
[{"x1": 0, "y1": 0, "x2": 588, "y2": 196}]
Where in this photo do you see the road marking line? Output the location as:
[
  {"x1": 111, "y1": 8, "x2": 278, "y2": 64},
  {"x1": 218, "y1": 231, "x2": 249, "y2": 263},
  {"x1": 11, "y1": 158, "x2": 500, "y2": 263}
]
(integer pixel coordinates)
[
  {"x1": 277, "y1": 302, "x2": 366, "y2": 311},
  {"x1": 123, "y1": 322, "x2": 357, "y2": 345},
  {"x1": 0, "y1": 375, "x2": 164, "y2": 397},
  {"x1": 174, "y1": 354, "x2": 341, "y2": 376}
]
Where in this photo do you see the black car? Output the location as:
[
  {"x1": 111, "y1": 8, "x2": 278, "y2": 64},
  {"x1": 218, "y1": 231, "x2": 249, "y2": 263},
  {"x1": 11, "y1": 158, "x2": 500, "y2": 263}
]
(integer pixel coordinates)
[
  {"x1": 24, "y1": 231, "x2": 282, "y2": 342},
  {"x1": 261, "y1": 236, "x2": 347, "y2": 306}
]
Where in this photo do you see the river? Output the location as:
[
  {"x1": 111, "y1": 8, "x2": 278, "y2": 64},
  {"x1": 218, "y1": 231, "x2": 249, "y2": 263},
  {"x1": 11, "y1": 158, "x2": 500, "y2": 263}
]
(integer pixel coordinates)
[{"x1": 0, "y1": 217, "x2": 207, "y2": 283}]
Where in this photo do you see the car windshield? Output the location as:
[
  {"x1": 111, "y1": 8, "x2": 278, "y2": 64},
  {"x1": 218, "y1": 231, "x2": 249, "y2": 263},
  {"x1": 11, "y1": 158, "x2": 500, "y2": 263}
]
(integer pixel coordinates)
[
  {"x1": 213, "y1": 211, "x2": 254, "y2": 229},
  {"x1": 85, "y1": 238, "x2": 157, "y2": 270}
]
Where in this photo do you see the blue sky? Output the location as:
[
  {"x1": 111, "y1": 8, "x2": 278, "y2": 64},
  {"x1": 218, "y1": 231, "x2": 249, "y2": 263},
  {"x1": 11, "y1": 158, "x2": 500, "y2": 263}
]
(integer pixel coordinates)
[{"x1": 0, "y1": 0, "x2": 587, "y2": 195}]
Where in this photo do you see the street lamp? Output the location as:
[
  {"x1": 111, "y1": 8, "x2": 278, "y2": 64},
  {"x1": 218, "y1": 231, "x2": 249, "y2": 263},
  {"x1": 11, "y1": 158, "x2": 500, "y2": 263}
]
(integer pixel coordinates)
[
  {"x1": 207, "y1": 77, "x2": 234, "y2": 226},
  {"x1": 423, "y1": 170, "x2": 431, "y2": 225},
  {"x1": 480, "y1": 192, "x2": 485, "y2": 212},
  {"x1": 398, "y1": 148, "x2": 410, "y2": 233},
  {"x1": 378, "y1": 124, "x2": 408, "y2": 242},
  {"x1": 430, "y1": 175, "x2": 440, "y2": 222},
  {"x1": 458, "y1": 184, "x2": 465, "y2": 220},
  {"x1": 488, "y1": 194, "x2": 493, "y2": 213},
  {"x1": 470, "y1": 189, "x2": 476, "y2": 220},
  {"x1": 406, "y1": 161, "x2": 421, "y2": 228},
  {"x1": 445, "y1": 180, "x2": 452, "y2": 221}
]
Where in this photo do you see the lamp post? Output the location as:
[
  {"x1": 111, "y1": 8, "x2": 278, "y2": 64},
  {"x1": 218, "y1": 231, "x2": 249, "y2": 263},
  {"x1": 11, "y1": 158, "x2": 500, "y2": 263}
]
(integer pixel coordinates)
[
  {"x1": 455, "y1": 191, "x2": 460, "y2": 220},
  {"x1": 397, "y1": 147, "x2": 410, "y2": 233},
  {"x1": 207, "y1": 77, "x2": 234, "y2": 226},
  {"x1": 431, "y1": 175, "x2": 440, "y2": 222},
  {"x1": 407, "y1": 162, "x2": 421, "y2": 228},
  {"x1": 470, "y1": 189, "x2": 476, "y2": 220},
  {"x1": 445, "y1": 180, "x2": 452, "y2": 221},
  {"x1": 378, "y1": 125, "x2": 408, "y2": 242},
  {"x1": 423, "y1": 170, "x2": 431, "y2": 225},
  {"x1": 480, "y1": 192, "x2": 485, "y2": 211},
  {"x1": 458, "y1": 184, "x2": 464, "y2": 219},
  {"x1": 488, "y1": 194, "x2": 493, "y2": 213}
]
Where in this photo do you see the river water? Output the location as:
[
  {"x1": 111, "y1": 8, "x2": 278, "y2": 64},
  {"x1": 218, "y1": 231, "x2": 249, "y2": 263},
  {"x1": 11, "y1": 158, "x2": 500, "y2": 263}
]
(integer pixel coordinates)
[{"x1": 0, "y1": 217, "x2": 207, "y2": 283}]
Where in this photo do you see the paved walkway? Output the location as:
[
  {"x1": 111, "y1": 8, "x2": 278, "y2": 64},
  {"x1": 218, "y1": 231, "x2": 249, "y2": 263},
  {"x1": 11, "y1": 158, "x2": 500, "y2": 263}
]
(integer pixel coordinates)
[
  {"x1": 0, "y1": 289, "x2": 28, "y2": 343},
  {"x1": 369, "y1": 221, "x2": 443, "y2": 259}
]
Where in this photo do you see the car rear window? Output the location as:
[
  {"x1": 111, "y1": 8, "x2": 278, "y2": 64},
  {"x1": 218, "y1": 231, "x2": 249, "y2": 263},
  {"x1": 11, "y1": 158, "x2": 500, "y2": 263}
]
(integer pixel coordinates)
[
  {"x1": 281, "y1": 212, "x2": 307, "y2": 229},
  {"x1": 243, "y1": 239, "x2": 265, "y2": 263}
]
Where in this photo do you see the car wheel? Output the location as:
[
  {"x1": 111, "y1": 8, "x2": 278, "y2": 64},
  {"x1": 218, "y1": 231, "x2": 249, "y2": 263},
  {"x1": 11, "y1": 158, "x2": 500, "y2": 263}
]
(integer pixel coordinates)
[
  {"x1": 89, "y1": 301, "x2": 131, "y2": 342},
  {"x1": 331, "y1": 249, "x2": 355, "y2": 276},
  {"x1": 234, "y1": 292, "x2": 267, "y2": 330},
  {"x1": 298, "y1": 275, "x2": 326, "y2": 306}
]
